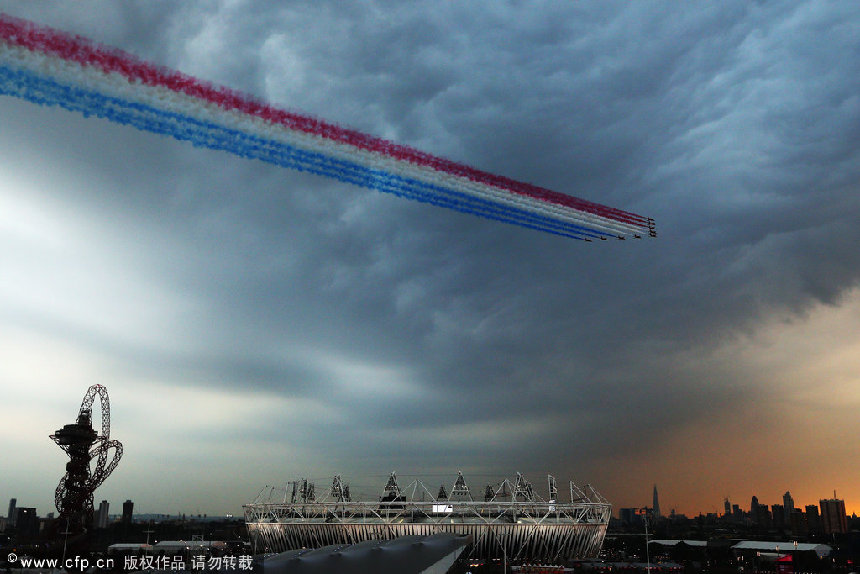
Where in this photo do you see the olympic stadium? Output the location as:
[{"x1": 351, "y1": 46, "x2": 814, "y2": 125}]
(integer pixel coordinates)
[{"x1": 243, "y1": 472, "x2": 611, "y2": 563}]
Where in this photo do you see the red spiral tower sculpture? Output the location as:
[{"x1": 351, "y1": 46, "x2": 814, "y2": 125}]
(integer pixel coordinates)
[{"x1": 50, "y1": 384, "x2": 123, "y2": 533}]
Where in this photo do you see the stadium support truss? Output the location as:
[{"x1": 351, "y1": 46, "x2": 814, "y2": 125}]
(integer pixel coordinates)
[{"x1": 244, "y1": 472, "x2": 611, "y2": 563}]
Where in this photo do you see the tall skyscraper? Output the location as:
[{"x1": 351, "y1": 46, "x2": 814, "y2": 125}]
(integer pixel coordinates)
[
  {"x1": 771, "y1": 504, "x2": 785, "y2": 528},
  {"x1": 806, "y1": 504, "x2": 821, "y2": 533},
  {"x1": 820, "y1": 497, "x2": 847, "y2": 535},
  {"x1": 96, "y1": 500, "x2": 109, "y2": 529},
  {"x1": 783, "y1": 491, "x2": 794, "y2": 523},
  {"x1": 790, "y1": 508, "x2": 807, "y2": 537},
  {"x1": 757, "y1": 502, "x2": 773, "y2": 527},
  {"x1": 7, "y1": 498, "x2": 16, "y2": 526},
  {"x1": 750, "y1": 496, "x2": 760, "y2": 524},
  {"x1": 15, "y1": 508, "x2": 39, "y2": 538},
  {"x1": 652, "y1": 485, "x2": 660, "y2": 519},
  {"x1": 122, "y1": 499, "x2": 134, "y2": 525}
]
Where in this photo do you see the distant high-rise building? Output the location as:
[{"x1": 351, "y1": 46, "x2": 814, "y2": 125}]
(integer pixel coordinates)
[
  {"x1": 619, "y1": 508, "x2": 646, "y2": 526},
  {"x1": 724, "y1": 498, "x2": 731, "y2": 517},
  {"x1": 750, "y1": 496, "x2": 760, "y2": 524},
  {"x1": 14, "y1": 508, "x2": 39, "y2": 538},
  {"x1": 652, "y1": 485, "x2": 660, "y2": 519},
  {"x1": 619, "y1": 508, "x2": 635, "y2": 525},
  {"x1": 783, "y1": 491, "x2": 794, "y2": 523},
  {"x1": 820, "y1": 497, "x2": 847, "y2": 535},
  {"x1": 96, "y1": 500, "x2": 109, "y2": 529},
  {"x1": 806, "y1": 504, "x2": 821, "y2": 533},
  {"x1": 7, "y1": 498, "x2": 16, "y2": 526},
  {"x1": 122, "y1": 500, "x2": 133, "y2": 525},
  {"x1": 771, "y1": 504, "x2": 785, "y2": 529},
  {"x1": 753, "y1": 498, "x2": 772, "y2": 527},
  {"x1": 758, "y1": 504, "x2": 773, "y2": 527},
  {"x1": 790, "y1": 508, "x2": 806, "y2": 537}
]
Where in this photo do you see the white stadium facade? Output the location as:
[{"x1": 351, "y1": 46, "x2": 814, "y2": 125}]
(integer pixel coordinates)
[{"x1": 244, "y1": 472, "x2": 611, "y2": 563}]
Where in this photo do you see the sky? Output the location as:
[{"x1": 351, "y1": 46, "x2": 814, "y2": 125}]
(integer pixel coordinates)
[{"x1": 1, "y1": 1, "x2": 858, "y2": 519}]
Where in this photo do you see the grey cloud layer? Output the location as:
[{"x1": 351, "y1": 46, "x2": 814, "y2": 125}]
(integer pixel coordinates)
[{"x1": 1, "y1": 1, "x2": 858, "y2": 502}]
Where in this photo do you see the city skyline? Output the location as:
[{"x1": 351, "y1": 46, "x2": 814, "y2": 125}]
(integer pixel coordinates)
[
  {"x1": 3, "y1": 482, "x2": 857, "y2": 522},
  {"x1": 1, "y1": 2, "x2": 859, "y2": 519}
]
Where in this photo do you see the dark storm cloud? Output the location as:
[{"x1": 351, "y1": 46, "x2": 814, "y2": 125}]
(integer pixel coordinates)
[{"x1": 1, "y1": 0, "x2": 859, "y2": 509}]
